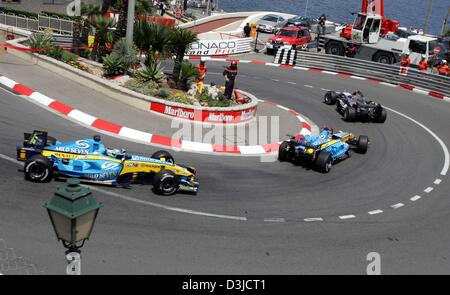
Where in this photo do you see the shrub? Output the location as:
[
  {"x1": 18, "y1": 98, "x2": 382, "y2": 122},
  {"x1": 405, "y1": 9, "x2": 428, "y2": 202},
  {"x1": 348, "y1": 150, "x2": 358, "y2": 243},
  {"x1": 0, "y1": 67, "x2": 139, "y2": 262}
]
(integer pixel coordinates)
[
  {"x1": 61, "y1": 50, "x2": 78, "y2": 63},
  {"x1": 102, "y1": 53, "x2": 126, "y2": 77},
  {"x1": 47, "y1": 47, "x2": 64, "y2": 60},
  {"x1": 157, "y1": 88, "x2": 171, "y2": 98},
  {"x1": 135, "y1": 61, "x2": 166, "y2": 84},
  {"x1": 29, "y1": 33, "x2": 52, "y2": 53},
  {"x1": 112, "y1": 38, "x2": 138, "y2": 70},
  {"x1": 179, "y1": 61, "x2": 198, "y2": 90},
  {"x1": 123, "y1": 79, "x2": 159, "y2": 96}
]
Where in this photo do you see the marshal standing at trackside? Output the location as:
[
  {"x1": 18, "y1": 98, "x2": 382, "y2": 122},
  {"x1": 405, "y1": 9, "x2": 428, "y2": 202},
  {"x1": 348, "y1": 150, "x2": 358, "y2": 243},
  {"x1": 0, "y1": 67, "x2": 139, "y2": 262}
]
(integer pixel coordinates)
[{"x1": 223, "y1": 60, "x2": 238, "y2": 99}]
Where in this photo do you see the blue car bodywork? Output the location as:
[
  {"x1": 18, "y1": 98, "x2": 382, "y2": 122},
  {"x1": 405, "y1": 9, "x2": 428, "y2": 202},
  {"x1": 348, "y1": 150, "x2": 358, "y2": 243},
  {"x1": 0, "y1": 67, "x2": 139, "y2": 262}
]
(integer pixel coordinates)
[
  {"x1": 278, "y1": 128, "x2": 369, "y2": 173},
  {"x1": 17, "y1": 131, "x2": 199, "y2": 195}
]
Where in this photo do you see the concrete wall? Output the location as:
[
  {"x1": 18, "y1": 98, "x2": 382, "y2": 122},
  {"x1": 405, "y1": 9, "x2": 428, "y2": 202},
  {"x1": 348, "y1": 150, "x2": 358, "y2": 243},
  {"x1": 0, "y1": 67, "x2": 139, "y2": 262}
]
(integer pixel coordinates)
[{"x1": 0, "y1": 0, "x2": 102, "y2": 14}]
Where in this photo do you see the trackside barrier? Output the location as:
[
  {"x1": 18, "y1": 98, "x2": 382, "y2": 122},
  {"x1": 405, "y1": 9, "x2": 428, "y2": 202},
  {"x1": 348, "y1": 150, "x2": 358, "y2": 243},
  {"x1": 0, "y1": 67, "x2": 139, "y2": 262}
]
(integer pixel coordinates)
[
  {"x1": 280, "y1": 51, "x2": 450, "y2": 97},
  {"x1": 0, "y1": 12, "x2": 73, "y2": 36}
]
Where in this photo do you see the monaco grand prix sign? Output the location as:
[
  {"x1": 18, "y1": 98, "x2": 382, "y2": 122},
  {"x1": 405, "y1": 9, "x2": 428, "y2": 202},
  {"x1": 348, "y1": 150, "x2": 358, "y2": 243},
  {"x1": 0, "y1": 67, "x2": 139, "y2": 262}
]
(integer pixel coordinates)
[{"x1": 187, "y1": 38, "x2": 252, "y2": 56}]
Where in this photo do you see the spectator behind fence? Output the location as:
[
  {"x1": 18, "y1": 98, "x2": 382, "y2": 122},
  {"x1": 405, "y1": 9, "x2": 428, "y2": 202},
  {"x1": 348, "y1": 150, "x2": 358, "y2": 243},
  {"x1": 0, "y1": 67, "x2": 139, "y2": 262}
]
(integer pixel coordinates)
[
  {"x1": 243, "y1": 23, "x2": 251, "y2": 38},
  {"x1": 400, "y1": 52, "x2": 411, "y2": 67},
  {"x1": 318, "y1": 14, "x2": 327, "y2": 35},
  {"x1": 418, "y1": 55, "x2": 428, "y2": 72},
  {"x1": 345, "y1": 43, "x2": 357, "y2": 58},
  {"x1": 437, "y1": 60, "x2": 449, "y2": 76}
]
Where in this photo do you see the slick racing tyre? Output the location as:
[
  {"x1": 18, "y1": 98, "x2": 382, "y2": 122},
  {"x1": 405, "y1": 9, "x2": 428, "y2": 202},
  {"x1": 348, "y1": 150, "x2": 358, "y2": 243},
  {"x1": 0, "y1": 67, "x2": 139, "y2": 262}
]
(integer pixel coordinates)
[
  {"x1": 153, "y1": 169, "x2": 180, "y2": 196},
  {"x1": 376, "y1": 109, "x2": 387, "y2": 123},
  {"x1": 24, "y1": 155, "x2": 53, "y2": 182},
  {"x1": 356, "y1": 135, "x2": 369, "y2": 154},
  {"x1": 344, "y1": 107, "x2": 356, "y2": 122},
  {"x1": 278, "y1": 141, "x2": 291, "y2": 162},
  {"x1": 324, "y1": 91, "x2": 338, "y2": 105},
  {"x1": 315, "y1": 151, "x2": 333, "y2": 173},
  {"x1": 151, "y1": 150, "x2": 175, "y2": 164}
]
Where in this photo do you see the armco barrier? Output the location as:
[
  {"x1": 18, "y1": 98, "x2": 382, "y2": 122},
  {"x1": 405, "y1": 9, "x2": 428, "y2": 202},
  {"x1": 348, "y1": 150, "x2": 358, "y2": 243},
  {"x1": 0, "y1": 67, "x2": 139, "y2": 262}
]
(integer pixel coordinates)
[{"x1": 286, "y1": 51, "x2": 450, "y2": 97}]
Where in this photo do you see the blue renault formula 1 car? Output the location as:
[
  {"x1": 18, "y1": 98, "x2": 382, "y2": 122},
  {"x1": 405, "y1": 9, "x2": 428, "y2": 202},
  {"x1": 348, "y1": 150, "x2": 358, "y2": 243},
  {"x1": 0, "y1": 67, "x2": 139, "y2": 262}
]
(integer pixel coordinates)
[
  {"x1": 278, "y1": 127, "x2": 369, "y2": 173},
  {"x1": 17, "y1": 131, "x2": 199, "y2": 195}
]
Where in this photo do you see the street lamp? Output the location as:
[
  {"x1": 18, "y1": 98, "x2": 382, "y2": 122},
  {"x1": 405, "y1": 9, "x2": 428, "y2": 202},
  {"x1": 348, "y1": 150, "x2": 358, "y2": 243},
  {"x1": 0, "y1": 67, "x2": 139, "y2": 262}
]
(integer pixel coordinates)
[{"x1": 44, "y1": 178, "x2": 102, "y2": 275}]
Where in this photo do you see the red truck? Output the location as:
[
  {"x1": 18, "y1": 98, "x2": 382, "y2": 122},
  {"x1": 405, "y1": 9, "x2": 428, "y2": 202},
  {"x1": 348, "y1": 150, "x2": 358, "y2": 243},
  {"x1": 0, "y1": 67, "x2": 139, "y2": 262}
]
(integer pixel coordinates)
[{"x1": 265, "y1": 26, "x2": 312, "y2": 55}]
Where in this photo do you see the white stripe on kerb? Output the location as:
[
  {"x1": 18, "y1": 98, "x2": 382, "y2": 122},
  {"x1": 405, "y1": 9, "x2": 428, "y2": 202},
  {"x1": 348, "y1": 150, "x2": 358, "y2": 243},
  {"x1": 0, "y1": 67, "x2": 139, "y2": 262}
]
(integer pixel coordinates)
[
  {"x1": 28, "y1": 92, "x2": 55, "y2": 106},
  {"x1": 277, "y1": 105, "x2": 290, "y2": 111},
  {"x1": 434, "y1": 179, "x2": 442, "y2": 185},
  {"x1": 350, "y1": 76, "x2": 367, "y2": 80},
  {"x1": 379, "y1": 82, "x2": 397, "y2": 87},
  {"x1": 237, "y1": 145, "x2": 266, "y2": 154},
  {"x1": 181, "y1": 140, "x2": 213, "y2": 153},
  {"x1": 0, "y1": 76, "x2": 18, "y2": 89},
  {"x1": 321, "y1": 71, "x2": 338, "y2": 75},
  {"x1": 118, "y1": 127, "x2": 153, "y2": 143},
  {"x1": 67, "y1": 109, "x2": 98, "y2": 126}
]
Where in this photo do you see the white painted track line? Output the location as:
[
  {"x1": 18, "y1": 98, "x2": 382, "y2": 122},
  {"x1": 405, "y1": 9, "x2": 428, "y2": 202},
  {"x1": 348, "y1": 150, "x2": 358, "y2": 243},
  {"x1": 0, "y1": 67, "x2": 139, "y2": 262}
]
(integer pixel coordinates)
[
  {"x1": 434, "y1": 179, "x2": 442, "y2": 185},
  {"x1": 339, "y1": 215, "x2": 356, "y2": 220},
  {"x1": 424, "y1": 187, "x2": 434, "y2": 193},
  {"x1": 391, "y1": 203, "x2": 405, "y2": 209},
  {"x1": 368, "y1": 210, "x2": 383, "y2": 215},
  {"x1": 410, "y1": 195, "x2": 421, "y2": 202}
]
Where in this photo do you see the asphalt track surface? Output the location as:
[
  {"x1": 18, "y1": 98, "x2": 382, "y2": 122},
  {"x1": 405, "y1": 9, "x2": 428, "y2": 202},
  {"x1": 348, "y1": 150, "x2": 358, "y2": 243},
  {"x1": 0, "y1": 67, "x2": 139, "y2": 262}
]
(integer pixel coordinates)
[{"x1": 1, "y1": 53, "x2": 450, "y2": 274}]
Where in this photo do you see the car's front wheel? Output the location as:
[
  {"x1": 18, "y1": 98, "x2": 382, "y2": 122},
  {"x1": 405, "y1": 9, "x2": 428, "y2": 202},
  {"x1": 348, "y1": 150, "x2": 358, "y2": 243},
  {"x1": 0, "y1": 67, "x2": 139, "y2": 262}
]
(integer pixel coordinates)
[
  {"x1": 324, "y1": 91, "x2": 338, "y2": 105},
  {"x1": 24, "y1": 155, "x2": 53, "y2": 182},
  {"x1": 153, "y1": 170, "x2": 180, "y2": 196},
  {"x1": 356, "y1": 135, "x2": 369, "y2": 154}
]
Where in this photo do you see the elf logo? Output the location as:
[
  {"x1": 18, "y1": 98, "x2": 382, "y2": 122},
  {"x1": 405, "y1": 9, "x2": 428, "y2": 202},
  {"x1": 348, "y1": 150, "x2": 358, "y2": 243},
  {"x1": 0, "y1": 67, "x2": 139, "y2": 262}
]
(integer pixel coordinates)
[{"x1": 101, "y1": 162, "x2": 120, "y2": 170}]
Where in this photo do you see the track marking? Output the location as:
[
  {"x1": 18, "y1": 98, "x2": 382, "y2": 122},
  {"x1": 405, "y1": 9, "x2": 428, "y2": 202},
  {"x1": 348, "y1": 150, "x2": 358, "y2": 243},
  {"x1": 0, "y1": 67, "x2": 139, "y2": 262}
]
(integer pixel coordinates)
[
  {"x1": 304, "y1": 85, "x2": 313, "y2": 88},
  {"x1": 287, "y1": 82, "x2": 297, "y2": 85},
  {"x1": 410, "y1": 195, "x2": 421, "y2": 202},
  {"x1": 368, "y1": 210, "x2": 383, "y2": 215},
  {"x1": 424, "y1": 187, "x2": 434, "y2": 193},
  {"x1": 384, "y1": 106, "x2": 449, "y2": 176},
  {"x1": 263, "y1": 218, "x2": 285, "y2": 223},
  {"x1": 339, "y1": 215, "x2": 356, "y2": 220},
  {"x1": 321, "y1": 88, "x2": 330, "y2": 91},
  {"x1": 391, "y1": 203, "x2": 405, "y2": 209},
  {"x1": 304, "y1": 217, "x2": 324, "y2": 222},
  {"x1": 271, "y1": 79, "x2": 280, "y2": 82},
  {"x1": 434, "y1": 179, "x2": 442, "y2": 185},
  {"x1": 0, "y1": 153, "x2": 248, "y2": 222}
]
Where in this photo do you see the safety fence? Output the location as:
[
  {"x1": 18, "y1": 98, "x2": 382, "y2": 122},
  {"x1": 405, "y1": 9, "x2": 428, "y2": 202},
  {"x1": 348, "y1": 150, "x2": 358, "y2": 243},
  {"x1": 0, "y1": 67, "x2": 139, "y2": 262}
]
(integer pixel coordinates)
[
  {"x1": 0, "y1": 12, "x2": 73, "y2": 36},
  {"x1": 275, "y1": 50, "x2": 450, "y2": 97}
]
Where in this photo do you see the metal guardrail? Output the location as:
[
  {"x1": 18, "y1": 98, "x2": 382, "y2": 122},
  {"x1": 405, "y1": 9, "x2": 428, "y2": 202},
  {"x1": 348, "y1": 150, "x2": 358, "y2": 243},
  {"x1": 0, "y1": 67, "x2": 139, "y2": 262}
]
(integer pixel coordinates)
[
  {"x1": 291, "y1": 51, "x2": 450, "y2": 97},
  {"x1": 0, "y1": 12, "x2": 73, "y2": 36}
]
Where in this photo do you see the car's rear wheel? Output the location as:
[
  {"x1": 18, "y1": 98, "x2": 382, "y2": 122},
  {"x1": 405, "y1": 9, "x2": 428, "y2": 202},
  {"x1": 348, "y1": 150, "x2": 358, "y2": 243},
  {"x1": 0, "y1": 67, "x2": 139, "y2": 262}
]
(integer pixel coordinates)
[
  {"x1": 324, "y1": 91, "x2": 338, "y2": 105},
  {"x1": 24, "y1": 155, "x2": 53, "y2": 182},
  {"x1": 278, "y1": 141, "x2": 291, "y2": 162},
  {"x1": 356, "y1": 135, "x2": 369, "y2": 154},
  {"x1": 344, "y1": 107, "x2": 356, "y2": 122},
  {"x1": 315, "y1": 151, "x2": 333, "y2": 173},
  {"x1": 153, "y1": 170, "x2": 180, "y2": 196},
  {"x1": 376, "y1": 108, "x2": 387, "y2": 123},
  {"x1": 151, "y1": 150, "x2": 175, "y2": 164}
]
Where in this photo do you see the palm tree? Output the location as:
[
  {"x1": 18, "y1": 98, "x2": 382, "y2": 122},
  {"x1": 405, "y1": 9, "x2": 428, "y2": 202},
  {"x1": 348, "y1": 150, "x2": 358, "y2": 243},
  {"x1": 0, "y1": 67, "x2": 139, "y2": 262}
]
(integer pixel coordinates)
[
  {"x1": 170, "y1": 28, "x2": 199, "y2": 83},
  {"x1": 134, "y1": 20, "x2": 172, "y2": 65},
  {"x1": 90, "y1": 15, "x2": 116, "y2": 61}
]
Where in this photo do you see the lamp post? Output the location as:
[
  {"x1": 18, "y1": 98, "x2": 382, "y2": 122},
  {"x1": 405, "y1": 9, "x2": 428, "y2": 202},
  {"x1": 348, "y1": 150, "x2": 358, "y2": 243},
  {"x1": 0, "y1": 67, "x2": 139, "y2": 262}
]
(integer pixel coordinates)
[
  {"x1": 126, "y1": 0, "x2": 136, "y2": 47},
  {"x1": 44, "y1": 178, "x2": 102, "y2": 275}
]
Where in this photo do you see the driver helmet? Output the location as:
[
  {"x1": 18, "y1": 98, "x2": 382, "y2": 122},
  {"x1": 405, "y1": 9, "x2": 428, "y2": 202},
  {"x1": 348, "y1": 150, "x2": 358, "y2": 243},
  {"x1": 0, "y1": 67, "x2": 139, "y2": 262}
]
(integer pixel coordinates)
[
  {"x1": 443, "y1": 60, "x2": 448, "y2": 64},
  {"x1": 403, "y1": 51, "x2": 410, "y2": 57},
  {"x1": 421, "y1": 54, "x2": 427, "y2": 60},
  {"x1": 106, "y1": 148, "x2": 125, "y2": 158}
]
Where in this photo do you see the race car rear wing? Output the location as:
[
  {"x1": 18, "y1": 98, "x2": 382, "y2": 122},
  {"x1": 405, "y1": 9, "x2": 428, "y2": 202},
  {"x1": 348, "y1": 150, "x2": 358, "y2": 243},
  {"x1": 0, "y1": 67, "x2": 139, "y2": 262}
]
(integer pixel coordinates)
[{"x1": 17, "y1": 130, "x2": 48, "y2": 161}]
